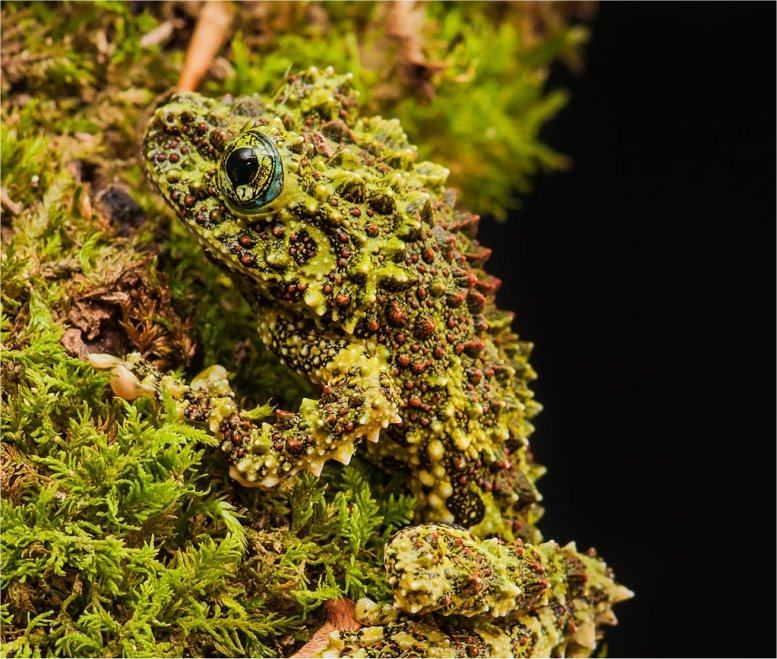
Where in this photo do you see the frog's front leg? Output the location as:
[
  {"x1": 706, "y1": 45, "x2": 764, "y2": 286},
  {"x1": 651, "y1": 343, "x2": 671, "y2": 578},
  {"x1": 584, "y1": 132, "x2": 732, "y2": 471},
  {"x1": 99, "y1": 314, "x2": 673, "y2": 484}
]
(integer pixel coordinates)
[
  {"x1": 228, "y1": 343, "x2": 401, "y2": 487},
  {"x1": 88, "y1": 345, "x2": 400, "y2": 488}
]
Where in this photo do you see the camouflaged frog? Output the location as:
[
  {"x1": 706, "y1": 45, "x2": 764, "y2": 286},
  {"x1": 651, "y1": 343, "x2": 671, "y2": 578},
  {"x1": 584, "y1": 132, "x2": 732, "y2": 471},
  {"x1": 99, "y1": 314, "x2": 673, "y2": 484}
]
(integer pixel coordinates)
[{"x1": 105, "y1": 67, "x2": 544, "y2": 540}]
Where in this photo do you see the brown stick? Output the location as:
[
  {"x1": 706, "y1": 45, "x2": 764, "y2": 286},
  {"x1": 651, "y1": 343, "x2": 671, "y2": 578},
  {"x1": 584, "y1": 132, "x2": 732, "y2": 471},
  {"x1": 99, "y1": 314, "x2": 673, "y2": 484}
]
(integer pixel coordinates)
[{"x1": 178, "y1": 0, "x2": 236, "y2": 92}]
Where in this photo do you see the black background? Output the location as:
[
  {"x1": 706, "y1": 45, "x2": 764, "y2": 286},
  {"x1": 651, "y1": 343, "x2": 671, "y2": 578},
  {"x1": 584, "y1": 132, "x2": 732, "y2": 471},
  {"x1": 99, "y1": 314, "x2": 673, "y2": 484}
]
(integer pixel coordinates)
[{"x1": 478, "y1": 3, "x2": 776, "y2": 657}]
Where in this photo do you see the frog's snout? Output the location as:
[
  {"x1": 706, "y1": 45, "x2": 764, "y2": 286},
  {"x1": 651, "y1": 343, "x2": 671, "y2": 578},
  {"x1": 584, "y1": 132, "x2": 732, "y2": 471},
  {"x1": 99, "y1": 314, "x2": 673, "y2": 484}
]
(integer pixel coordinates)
[
  {"x1": 143, "y1": 91, "x2": 231, "y2": 199},
  {"x1": 149, "y1": 92, "x2": 204, "y2": 127}
]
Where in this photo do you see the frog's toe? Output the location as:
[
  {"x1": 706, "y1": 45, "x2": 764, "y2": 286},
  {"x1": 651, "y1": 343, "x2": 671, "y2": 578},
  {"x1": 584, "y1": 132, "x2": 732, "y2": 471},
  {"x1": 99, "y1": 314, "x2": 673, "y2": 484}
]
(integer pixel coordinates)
[
  {"x1": 191, "y1": 364, "x2": 230, "y2": 393},
  {"x1": 86, "y1": 353, "x2": 123, "y2": 369},
  {"x1": 87, "y1": 353, "x2": 154, "y2": 401},
  {"x1": 110, "y1": 364, "x2": 155, "y2": 400}
]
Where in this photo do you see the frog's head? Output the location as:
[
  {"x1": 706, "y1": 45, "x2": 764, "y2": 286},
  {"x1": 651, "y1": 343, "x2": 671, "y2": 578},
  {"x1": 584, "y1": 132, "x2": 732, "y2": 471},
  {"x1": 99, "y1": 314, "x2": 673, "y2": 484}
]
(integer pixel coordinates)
[
  {"x1": 143, "y1": 88, "x2": 347, "y2": 319},
  {"x1": 144, "y1": 70, "x2": 439, "y2": 331}
]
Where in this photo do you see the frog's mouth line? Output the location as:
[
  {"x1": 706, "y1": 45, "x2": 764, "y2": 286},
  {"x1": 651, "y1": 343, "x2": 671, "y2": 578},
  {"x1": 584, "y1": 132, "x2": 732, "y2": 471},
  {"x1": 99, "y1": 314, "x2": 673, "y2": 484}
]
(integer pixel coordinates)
[{"x1": 180, "y1": 214, "x2": 276, "y2": 287}]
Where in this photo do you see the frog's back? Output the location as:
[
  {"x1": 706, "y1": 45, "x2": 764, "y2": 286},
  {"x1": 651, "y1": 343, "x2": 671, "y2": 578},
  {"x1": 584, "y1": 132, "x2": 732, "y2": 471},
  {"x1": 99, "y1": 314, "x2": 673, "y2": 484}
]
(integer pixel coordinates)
[{"x1": 267, "y1": 69, "x2": 543, "y2": 538}]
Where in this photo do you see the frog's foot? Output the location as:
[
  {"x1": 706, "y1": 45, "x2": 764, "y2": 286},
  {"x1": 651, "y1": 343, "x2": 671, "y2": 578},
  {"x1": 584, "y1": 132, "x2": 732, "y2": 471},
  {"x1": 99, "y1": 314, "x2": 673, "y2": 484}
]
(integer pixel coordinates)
[
  {"x1": 290, "y1": 600, "x2": 360, "y2": 659},
  {"x1": 384, "y1": 524, "x2": 633, "y2": 620},
  {"x1": 227, "y1": 346, "x2": 401, "y2": 487},
  {"x1": 87, "y1": 348, "x2": 401, "y2": 489},
  {"x1": 318, "y1": 529, "x2": 633, "y2": 658},
  {"x1": 87, "y1": 353, "x2": 233, "y2": 404},
  {"x1": 87, "y1": 353, "x2": 160, "y2": 400}
]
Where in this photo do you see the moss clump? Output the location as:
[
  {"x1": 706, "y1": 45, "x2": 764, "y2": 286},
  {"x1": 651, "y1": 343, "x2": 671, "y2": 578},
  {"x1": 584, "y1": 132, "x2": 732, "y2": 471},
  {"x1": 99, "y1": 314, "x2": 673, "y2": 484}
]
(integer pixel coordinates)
[
  {"x1": 2, "y1": 306, "x2": 415, "y2": 655},
  {"x1": 1, "y1": 2, "x2": 587, "y2": 656}
]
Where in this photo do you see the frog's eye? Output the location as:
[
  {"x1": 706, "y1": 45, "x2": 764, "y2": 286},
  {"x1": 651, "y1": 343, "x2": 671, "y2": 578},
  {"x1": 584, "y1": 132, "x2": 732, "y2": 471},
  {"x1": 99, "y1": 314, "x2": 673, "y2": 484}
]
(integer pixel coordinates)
[{"x1": 217, "y1": 130, "x2": 283, "y2": 214}]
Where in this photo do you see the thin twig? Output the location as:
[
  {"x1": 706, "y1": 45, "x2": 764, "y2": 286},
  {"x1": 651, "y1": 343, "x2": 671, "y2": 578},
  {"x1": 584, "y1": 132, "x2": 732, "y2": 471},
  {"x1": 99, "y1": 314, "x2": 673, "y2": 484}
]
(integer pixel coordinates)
[{"x1": 178, "y1": 1, "x2": 236, "y2": 92}]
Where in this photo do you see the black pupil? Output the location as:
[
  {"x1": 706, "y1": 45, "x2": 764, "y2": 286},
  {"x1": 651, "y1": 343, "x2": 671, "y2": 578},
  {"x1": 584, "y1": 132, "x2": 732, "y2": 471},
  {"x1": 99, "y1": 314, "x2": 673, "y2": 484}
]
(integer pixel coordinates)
[{"x1": 225, "y1": 147, "x2": 259, "y2": 186}]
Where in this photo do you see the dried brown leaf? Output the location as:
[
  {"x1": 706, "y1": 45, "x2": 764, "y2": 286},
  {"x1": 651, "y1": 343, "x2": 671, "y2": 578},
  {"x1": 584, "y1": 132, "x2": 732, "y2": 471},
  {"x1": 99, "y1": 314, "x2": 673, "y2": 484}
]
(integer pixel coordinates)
[{"x1": 291, "y1": 600, "x2": 360, "y2": 658}]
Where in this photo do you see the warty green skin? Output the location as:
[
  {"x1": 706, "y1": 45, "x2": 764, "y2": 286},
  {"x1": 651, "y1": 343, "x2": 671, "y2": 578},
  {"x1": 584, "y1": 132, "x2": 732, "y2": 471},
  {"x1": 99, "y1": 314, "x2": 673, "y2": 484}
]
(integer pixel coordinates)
[
  {"x1": 141, "y1": 67, "x2": 543, "y2": 540},
  {"x1": 384, "y1": 524, "x2": 632, "y2": 619},
  {"x1": 318, "y1": 596, "x2": 622, "y2": 659},
  {"x1": 317, "y1": 525, "x2": 632, "y2": 658}
]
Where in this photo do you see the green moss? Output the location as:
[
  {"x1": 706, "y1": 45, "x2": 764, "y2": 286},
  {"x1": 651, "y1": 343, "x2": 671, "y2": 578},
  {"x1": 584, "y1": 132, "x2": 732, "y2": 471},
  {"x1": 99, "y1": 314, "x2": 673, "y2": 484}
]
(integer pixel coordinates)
[
  {"x1": 1, "y1": 2, "x2": 586, "y2": 655},
  {"x1": 1, "y1": 306, "x2": 414, "y2": 656}
]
